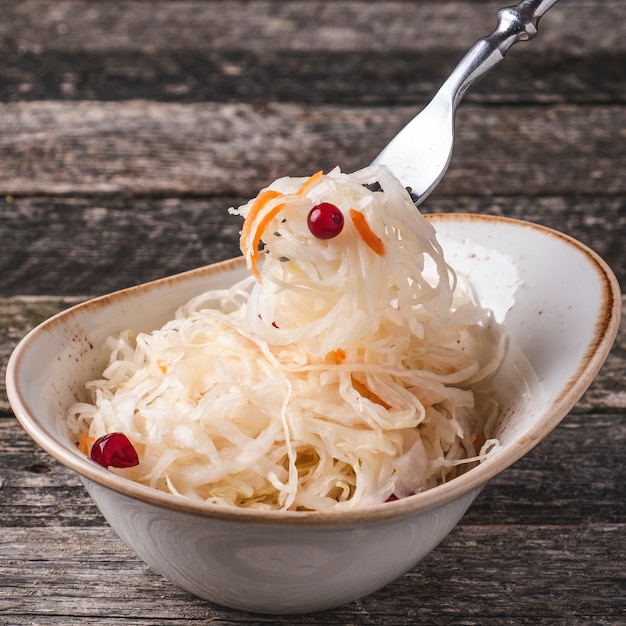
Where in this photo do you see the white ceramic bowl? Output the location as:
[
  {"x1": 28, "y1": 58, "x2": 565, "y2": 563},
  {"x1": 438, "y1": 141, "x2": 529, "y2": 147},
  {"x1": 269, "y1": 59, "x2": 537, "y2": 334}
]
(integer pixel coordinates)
[{"x1": 6, "y1": 214, "x2": 620, "y2": 614}]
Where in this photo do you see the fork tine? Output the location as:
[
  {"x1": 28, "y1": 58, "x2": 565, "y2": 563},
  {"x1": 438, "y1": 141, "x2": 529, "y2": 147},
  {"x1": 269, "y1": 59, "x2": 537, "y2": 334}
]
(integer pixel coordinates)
[
  {"x1": 371, "y1": 95, "x2": 454, "y2": 205},
  {"x1": 371, "y1": 0, "x2": 561, "y2": 206}
]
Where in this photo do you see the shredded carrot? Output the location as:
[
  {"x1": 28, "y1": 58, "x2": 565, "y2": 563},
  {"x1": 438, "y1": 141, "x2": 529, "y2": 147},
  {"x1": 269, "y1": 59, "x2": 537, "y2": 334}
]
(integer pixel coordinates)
[
  {"x1": 473, "y1": 434, "x2": 486, "y2": 447},
  {"x1": 296, "y1": 170, "x2": 323, "y2": 196},
  {"x1": 351, "y1": 375, "x2": 391, "y2": 409},
  {"x1": 330, "y1": 348, "x2": 346, "y2": 365},
  {"x1": 239, "y1": 189, "x2": 283, "y2": 255},
  {"x1": 240, "y1": 171, "x2": 323, "y2": 281},
  {"x1": 349, "y1": 208, "x2": 385, "y2": 256},
  {"x1": 157, "y1": 359, "x2": 168, "y2": 374},
  {"x1": 249, "y1": 202, "x2": 287, "y2": 281},
  {"x1": 78, "y1": 433, "x2": 94, "y2": 456}
]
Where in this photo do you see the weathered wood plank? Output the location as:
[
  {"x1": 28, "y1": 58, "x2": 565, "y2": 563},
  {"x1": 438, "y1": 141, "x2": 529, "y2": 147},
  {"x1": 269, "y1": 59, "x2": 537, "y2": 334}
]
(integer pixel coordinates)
[
  {"x1": 2, "y1": 44, "x2": 623, "y2": 106},
  {"x1": 0, "y1": 196, "x2": 243, "y2": 296},
  {"x1": 8, "y1": 48, "x2": 622, "y2": 106},
  {"x1": 0, "y1": 0, "x2": 623, "y2": 622},
  {"x1": 1, "y1": 523, "x2": 624, "y2": 624},
  {"x1": 3, "y1": 1, "x2": 623, "y2": 55},
  {"x1": 2, "y1": 1, "x2": 623, "y2": 106},
  {"x1": 0, "y1": 102, "x2": 624, "y2": 196},
  {"x1": 1, "y1": 194, "x2": 624, "y2": 297}
]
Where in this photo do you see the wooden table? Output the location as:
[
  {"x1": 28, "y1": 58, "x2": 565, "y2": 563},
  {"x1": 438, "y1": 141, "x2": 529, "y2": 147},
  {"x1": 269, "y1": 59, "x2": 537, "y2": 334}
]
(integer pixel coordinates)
[{"x1": 1, "y1": 1, "x2": 625, "y2": 624}]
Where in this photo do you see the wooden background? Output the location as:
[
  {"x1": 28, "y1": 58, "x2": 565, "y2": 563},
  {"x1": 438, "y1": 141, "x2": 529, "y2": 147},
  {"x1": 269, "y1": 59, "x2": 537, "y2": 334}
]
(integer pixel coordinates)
[{"x1": 1, "y1": 1, "x2": 625, "y2": 624}]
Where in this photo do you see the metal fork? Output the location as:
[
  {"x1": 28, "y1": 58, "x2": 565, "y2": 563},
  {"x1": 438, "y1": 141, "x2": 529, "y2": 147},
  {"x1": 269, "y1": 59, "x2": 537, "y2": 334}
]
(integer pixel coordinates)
[{"x1": 371, "y1": 0, "x2": 561, "y2": 205}]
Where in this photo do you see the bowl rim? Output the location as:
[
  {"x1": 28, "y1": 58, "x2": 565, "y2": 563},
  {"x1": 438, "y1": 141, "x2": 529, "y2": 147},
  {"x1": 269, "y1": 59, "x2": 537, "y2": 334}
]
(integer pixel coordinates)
[{"x1": 6, "y1": 213, "x2": 622, "y2": 526}]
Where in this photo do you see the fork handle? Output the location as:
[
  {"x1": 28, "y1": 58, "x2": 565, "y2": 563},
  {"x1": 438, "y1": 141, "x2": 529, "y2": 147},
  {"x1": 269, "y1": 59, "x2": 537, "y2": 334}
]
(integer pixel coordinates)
[{"x1": 442, "y1": 0, "x2": 561, "y2": 109}]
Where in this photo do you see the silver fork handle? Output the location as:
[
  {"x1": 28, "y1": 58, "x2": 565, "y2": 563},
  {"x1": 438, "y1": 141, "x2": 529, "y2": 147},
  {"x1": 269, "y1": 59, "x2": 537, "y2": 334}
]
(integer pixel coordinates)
[{"x1": 441, "y1": 0, "x2": 561, "y2": 109}]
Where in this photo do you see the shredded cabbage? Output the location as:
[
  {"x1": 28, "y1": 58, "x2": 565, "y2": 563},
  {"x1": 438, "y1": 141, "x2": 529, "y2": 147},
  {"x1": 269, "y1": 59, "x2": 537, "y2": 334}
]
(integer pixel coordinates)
[{"x1": 67, "y1": 165, "x2": 504, "y2": 511}]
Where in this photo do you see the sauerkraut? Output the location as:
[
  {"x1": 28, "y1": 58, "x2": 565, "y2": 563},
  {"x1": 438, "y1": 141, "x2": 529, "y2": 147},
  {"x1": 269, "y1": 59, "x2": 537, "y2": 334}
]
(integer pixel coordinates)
[{"x1": 67, "y1": 165, "x2": 504, "y2": 511}]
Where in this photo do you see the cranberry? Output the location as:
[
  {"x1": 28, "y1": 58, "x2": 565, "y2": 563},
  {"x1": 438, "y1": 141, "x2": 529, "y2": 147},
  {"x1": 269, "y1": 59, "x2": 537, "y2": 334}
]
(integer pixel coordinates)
[
  {"x1": 90, "y1": 432, "x2": 139, "y2": 469},
  {"x1": 307, "y1": 203, "x2": 344, "y2": 239}
]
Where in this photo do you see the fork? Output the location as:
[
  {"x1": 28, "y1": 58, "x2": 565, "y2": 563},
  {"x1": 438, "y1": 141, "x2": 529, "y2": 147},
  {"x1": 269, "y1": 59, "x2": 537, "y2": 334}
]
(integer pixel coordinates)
[{"x1": 371, "y1": 0, "x2": 561, "y2": 205}]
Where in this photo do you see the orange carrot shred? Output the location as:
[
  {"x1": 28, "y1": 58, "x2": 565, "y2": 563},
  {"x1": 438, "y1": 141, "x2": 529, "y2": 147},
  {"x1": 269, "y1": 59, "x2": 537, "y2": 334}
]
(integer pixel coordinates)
[
  {"x1": 296, "y1": 170, "x2": 324, "y2": 196},
  {"x1": 249, "y1": 202, "x2": 287, "y2": 281},
  {"x1": 331, "y1": 348, "x2": 346, "y2": 365},
  {"x1": 351, "y1": 375, "x2": 391, "y2": 409},
  {"x1": 473, "y1": 434, "x2": 486, "y2": 447},
  {"x1": 78, "y1": 433, "x2": 94, "y2": 456},
  {"x1": 239, "y1": 189, "x2": 282, "y2": 255},
  {"x1": 349, "y1": 208, "x2": 385, "y2": 256},
  {"x1": 240, "y1": 171, "x2": 323, "y2": 281}
]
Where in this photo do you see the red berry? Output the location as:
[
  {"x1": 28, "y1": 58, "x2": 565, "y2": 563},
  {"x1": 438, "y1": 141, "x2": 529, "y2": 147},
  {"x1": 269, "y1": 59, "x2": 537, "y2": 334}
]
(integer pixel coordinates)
[
  {"x1": 307, "y1": 203, "x2": 344, "y2": 239},
  {"x1": 90, "y1": 432, "x2": 139, "y2": 469}
]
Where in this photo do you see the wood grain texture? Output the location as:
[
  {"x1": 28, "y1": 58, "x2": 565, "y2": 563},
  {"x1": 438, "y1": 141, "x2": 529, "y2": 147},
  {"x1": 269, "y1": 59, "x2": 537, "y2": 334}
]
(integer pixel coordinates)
[
  {"x1": 1, "y1": 0, "x2": 625, "y2": 622},
  {"x1": 1, "y1": 409, "x2": 625, "y2": 623},
  {"x1": 1, "y1": 522, "x2": 625, "y2": 624},
  {"x1": 2, "y1": 297, "x2": 624, "y2": 623},
  {"x1": 1, "y1": 193, "x2": 625, "y2": 298},
  {"x1": 1, "y1": 1, "x2": 624, "y2": 105},
  {"x1": 0, "y1": 102, "x2": 624, "y2": 197}
]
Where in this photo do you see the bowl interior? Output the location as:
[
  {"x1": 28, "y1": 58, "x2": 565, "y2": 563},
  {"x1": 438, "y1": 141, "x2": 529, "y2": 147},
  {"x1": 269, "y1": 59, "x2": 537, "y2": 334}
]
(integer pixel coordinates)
[
  {"x1": 429, "y1": 214, "x2": 619, "y2": 450},
  {"x1": 6, "y1": 214, "x2": 621, "y2": 520}
]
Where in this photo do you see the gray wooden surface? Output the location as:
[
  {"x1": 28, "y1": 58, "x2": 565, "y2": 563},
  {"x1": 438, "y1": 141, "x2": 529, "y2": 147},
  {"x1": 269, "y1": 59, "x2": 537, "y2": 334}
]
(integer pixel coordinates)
[{"x1": 1, "y1": 1, "x2": 625, "y2": 624}]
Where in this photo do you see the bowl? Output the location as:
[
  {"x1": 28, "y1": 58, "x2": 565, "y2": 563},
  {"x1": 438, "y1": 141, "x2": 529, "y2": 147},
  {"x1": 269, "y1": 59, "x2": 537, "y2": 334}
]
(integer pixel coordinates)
[{"x1": 6, "y1": 214, "x2": 620, "y2": 614}]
